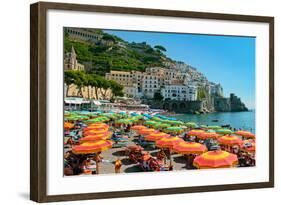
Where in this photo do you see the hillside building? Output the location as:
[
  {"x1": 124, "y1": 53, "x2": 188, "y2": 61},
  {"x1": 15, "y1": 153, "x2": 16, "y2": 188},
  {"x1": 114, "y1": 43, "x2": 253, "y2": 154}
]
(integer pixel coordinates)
[
  {"x1": 64, "y1": 46, "x2": 85, "y2": 71},
  {"x1": 161, "y1": 84, "x2": 198, "y2": 101}
]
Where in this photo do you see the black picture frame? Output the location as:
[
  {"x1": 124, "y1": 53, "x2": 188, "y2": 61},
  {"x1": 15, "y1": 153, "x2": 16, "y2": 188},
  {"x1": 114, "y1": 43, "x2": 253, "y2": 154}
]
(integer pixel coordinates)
[{"x1": 30, "y1": 1, "x2": 274, "y2": 202}]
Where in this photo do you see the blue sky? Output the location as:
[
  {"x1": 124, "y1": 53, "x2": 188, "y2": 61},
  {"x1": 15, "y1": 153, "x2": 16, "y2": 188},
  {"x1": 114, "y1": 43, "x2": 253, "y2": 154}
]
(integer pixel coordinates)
[{"x1": 105, "y1": 30, "x2": 256, "y2": 109}]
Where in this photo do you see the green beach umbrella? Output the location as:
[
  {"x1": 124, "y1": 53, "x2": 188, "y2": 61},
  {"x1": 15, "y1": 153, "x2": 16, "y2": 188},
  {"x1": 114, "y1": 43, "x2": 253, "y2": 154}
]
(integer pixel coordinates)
[
  {"x1": 200, "y1": 125, "x2": 208, "y2": 129},
  {"x1": 85, "y1": 119, "x2": 101, "y2": 124},
  {"x1": 155, "y1": 123, "x2": 170, "y2": 129},
  {"x1": 208, "y1": 125, "x2": 222, "y2": 130},
  {"x1": 164, "y1": 126, "x2": 184, "y2": 133},
  {"x1": 216, "y1": 128, "x2": 233, "y2": 135},
  {"x1": 169, "y1": 121, "x2": 184, "y2": 126},
  {"x1": 151, "y1": 117, "x2": 161, "y2": 121},
  {"x1": 144, "y1": 120, "x2": 158, "y2": 126},
  {"x1": 185, "y1": 122, "x2": 198, "y2": 128}
]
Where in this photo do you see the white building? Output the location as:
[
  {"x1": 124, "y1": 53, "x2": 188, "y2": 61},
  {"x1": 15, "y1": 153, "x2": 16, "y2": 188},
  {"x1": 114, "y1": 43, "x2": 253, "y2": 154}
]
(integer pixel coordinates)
[
  {"x1": 210, "y1": 83, "x2": 223, "y2": 97},
  {"x1": 161, "y1": 84, "x2": 198, "y2": 101},
  {"x1": 142, "y1": 74, "x2": 160, "y2": 98},
  {"x1": 123, "y1": 84, "x2": 142, "y2": 98},
  {"x1": 131, "y1": 71, "x2": 144, "y2": 92}
]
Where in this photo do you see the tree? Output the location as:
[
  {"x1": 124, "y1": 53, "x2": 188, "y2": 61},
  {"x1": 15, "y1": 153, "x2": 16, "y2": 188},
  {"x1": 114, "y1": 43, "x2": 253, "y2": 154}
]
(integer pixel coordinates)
[
  {"x1": 100, "y1": 80, "x2": 111, "y2": 99},
  {"x1": 154, "y1": 45, "x2": 167, "y2": 52},
  {"x1": 74, "y1": 71, "x2": 86, "y2": 97},
  {"x1": 109, "y1": 80, "x2": 124, "y2": 99},
  {"x1": 197, "y1": 87, "x2": 207, "y2": 100},
  {"x1": 102, "y1": 33, "x2": 116, "y2": 42},
  {"x1": 154, "y1": 91, "x2": 164, "y2": 101}
]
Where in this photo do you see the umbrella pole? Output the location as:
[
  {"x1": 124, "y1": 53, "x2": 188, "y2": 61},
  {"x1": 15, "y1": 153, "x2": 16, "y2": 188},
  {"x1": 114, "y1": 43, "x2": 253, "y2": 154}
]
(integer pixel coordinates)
[
  {"x1": 96, "y1": 153, "x2": 100, "y2": 174},
  {"x1": 169, "y1": 149, "x2": 173, "y2": 167},
  {"x1": 163, "y1": 149, "x2": 167, "y2": 164}
]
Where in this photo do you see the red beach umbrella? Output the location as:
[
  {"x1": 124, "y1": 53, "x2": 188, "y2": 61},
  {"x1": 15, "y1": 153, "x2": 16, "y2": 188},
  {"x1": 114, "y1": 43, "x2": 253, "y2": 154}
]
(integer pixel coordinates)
[
  {"x1": 217, "y1": 135, "x2": 243, "y2": 146},
  {"x1": 131, "y1": 125, "x2": 147, "y2": 131},
  {"x1": 84, "y1": 129, "x2": 109, "y2": 136},
  {"x1": 155, "y1": 136, "x2": 183, "y2": 149},
  {"x1": 173, "y1": 141, "x2": 207, "y2": 155},
  {"x1": 235, "y1": 130, "x2": 255, "y2": 139},
  {"x1": 138, "y1": 128, "x2": 158, "y2": 135},
  {"x1": 187, "y1": 130, "x2": 205, "y2": 137},
  {"x1": 197, "y1": 132, "x2": 220, "y2": 140},
  {"x1": 79, "y1": 133, "x2": 112, "y2": 143},
  {"x1": 72, "y1": 140, "x2": 113, "y2": 174},
  {"x1": 145, "y1": 132, "x2": 170, "y2": 141},
  {"x1": 193, "y1": 150, "x2": 238, "y2": 169}
]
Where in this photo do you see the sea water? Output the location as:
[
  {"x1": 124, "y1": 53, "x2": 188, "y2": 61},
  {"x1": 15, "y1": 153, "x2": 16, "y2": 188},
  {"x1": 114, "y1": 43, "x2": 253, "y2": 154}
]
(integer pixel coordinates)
[{"x1": 174, "y1": 110, "x2": 255, "y2": 133}]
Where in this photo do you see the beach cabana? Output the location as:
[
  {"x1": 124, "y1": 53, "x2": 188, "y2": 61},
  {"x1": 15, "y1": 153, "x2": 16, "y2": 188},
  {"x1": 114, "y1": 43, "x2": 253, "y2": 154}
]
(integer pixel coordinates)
[{"x1": 193, "y1": 150, "x2": 238, "y2": 169}]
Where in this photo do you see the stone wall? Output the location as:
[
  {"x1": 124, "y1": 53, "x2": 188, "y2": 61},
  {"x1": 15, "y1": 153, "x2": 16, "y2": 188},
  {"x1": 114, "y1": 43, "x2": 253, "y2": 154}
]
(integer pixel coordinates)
[{"x1": 147, "y1": 100, "x2": 203, "y2": 113}]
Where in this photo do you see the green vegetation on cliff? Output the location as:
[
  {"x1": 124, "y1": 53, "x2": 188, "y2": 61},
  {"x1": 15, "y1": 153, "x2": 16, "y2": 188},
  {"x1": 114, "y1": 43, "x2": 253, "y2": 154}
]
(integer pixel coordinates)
[{"x1": 64, "y1": 29, "x2": 173, "y2": 76}]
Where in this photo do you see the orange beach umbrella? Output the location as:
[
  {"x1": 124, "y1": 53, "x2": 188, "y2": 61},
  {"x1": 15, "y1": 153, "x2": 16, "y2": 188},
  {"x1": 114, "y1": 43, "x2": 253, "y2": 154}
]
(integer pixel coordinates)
[
  {"x1": 173, "y1": 141, "x2": 207, "y2": 155},
  {"x1": 156, "y1": 136, "x2": 183, "y2": 149},
  {"x1": 64, "y1": 122, "x2": 74, "y2": 130},
  {"x1": 145, "y1": 132, "x2": 170, "y2": 141},
  {"x1": 235, "y1": 130, "x2": 255, "y2": 139},
  {"x1": 138, "y1": 128, "x2": 158, "y2": 135},
  {"x1": 197, "y1": 132, "x2": 220, "y2": 140},
  {"x1": 84, "y1": 129, "x2": 109, "y2": 136},
  {"x1": 79, "y1": 133, "x2": 112, "y2": 143},
  {"x1": 131, "y1": 125, "x2": 147, "y2": 131},
  {"x1": 72, "y1": 140, "x2": 113, "y2": 154},
  {"x1": 87, "y1": 123, "x2": 108, "y2": 127},
  {"x1": 187, "y1": 130, "x2": 204, "y2": 137},
  {"x1": 72, "y1": 140, "x2": 113, "y2": 174},
  {"x1": 193, "y1": 150, "x2": 238, "y2": 169},
  {"x1": 217, "y1": 135, "x2": 243, "y2": 146}
]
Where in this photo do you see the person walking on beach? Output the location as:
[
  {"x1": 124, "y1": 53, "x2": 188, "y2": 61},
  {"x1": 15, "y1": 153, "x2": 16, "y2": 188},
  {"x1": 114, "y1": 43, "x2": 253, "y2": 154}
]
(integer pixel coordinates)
[{"x1": 114, "y1": 159, "x2": 122, "y2": 173}]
